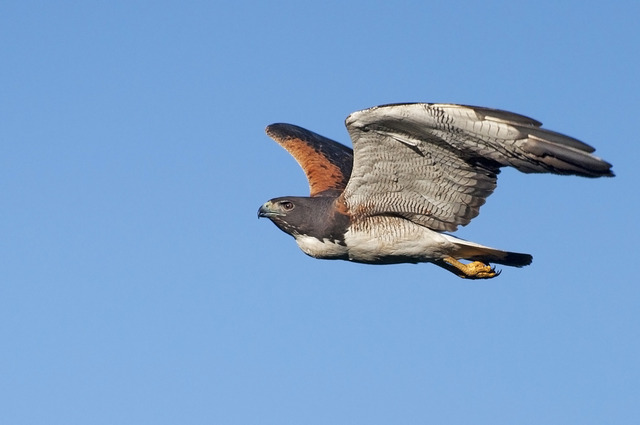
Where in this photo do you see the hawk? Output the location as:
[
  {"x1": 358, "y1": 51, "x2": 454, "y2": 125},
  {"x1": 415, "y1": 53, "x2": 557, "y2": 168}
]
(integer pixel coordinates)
[{"x1": 258, "y1": 103, "x2": 613, "y2": 279}]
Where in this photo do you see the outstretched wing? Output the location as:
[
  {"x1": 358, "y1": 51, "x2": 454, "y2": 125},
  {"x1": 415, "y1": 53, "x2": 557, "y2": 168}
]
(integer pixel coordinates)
[
  {"x1": 343, "y1": 103, "x2": 613, "y2": 232},
  {"x1": 266, "y1": 123, "x2": 353, "y2": 197}
]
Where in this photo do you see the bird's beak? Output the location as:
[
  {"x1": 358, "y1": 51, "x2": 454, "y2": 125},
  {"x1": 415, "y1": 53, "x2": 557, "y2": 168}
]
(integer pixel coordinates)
[{"x1": 258, "y1": 201, "x2": 279, "y2": 218}]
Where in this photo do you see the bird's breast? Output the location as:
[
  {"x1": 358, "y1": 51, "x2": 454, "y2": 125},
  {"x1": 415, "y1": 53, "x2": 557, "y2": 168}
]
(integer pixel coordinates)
[{"x1": 294, "y1": 235, "x2": 349, "y2": 259}]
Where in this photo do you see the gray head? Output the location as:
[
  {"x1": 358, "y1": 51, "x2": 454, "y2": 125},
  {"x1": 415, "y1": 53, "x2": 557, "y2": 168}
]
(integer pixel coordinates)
[{"x1": 257, "y1": 196, "x2": 349, "y2": 242}]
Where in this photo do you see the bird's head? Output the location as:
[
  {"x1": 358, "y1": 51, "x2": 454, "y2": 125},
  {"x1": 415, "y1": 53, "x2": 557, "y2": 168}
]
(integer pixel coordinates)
[
  {"x1": 258, "y1": 196, "x2": 349, "y2": 240},
  {"x1": 257, "y1": 197, "x2": 312, "y2": 237}
]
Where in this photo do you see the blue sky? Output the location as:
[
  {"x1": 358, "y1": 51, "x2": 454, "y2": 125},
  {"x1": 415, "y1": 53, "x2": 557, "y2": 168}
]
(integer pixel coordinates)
[{"x1": 1, "y1": 1, "x2": 638, "y2": 424}]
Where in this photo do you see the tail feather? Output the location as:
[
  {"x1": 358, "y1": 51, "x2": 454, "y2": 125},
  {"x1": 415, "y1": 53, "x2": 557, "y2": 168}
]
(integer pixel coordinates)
[{"x1": 443, "y1": 235, "x2": 533, "y2": 267}]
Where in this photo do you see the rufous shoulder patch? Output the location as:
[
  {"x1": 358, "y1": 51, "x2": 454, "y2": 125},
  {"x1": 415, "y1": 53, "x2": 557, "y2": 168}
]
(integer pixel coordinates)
[{"x1": 266, "y1": 123, "x2": 353, "y2": 197}]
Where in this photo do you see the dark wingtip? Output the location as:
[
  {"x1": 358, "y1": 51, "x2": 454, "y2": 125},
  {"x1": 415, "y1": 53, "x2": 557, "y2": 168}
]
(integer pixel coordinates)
[{"x1": 265, "y1": 123, "x2": 311, "y2": 141}]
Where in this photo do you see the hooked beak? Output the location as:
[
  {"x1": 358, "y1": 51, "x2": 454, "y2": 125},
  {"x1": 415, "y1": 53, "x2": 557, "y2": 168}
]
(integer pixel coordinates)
[{"x1": 257, "y1": 201, "x2": 280, "y2": 218}]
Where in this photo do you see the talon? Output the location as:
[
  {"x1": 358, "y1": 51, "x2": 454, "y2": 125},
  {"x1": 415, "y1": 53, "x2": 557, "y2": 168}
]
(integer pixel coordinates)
[{"x1": 441, "y1": 257, "x2": 500, "y2": 280}]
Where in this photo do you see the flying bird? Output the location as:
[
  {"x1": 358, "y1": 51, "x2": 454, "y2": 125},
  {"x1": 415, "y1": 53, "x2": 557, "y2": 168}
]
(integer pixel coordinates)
[{"x1": 258, "y1": 103, "x2": 613, "y2": 279}]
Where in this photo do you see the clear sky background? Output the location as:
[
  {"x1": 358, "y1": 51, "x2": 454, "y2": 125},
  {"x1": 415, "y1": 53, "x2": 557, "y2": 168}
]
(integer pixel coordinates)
[{"x1": 1, "y1": 1, "x2": 638, "y2": 424}]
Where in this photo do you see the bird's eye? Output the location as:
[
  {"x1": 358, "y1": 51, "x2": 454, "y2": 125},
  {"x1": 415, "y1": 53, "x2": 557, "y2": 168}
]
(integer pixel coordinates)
[{"x1": 281, "y1": 201, "x2": 294, "y2": 211}]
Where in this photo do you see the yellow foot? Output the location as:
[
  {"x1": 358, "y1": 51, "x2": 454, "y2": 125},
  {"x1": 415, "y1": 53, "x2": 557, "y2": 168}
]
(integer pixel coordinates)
[{"x1": 441, "y1": 257, "x2": 501, "y2": 279}]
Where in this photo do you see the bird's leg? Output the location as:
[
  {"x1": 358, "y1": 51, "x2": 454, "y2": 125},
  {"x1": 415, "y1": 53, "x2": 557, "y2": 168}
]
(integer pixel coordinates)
[{"x1": 439, "y1": 256, "x2": 500, "y2": 279}]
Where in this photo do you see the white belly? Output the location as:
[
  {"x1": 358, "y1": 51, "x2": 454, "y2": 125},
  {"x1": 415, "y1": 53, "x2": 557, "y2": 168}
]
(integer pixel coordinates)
[
  {"x1": 343, "y1": 223, "x2": 453, "y2": 263},
  {"x1": 294, "y1": 216, "x2": 457, "y2": 264}
]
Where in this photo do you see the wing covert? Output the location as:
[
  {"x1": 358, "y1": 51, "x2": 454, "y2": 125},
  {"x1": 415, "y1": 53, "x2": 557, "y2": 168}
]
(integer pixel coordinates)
[{"x1": 266, "y1": 123, "x2": 353, "y2": 197}]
